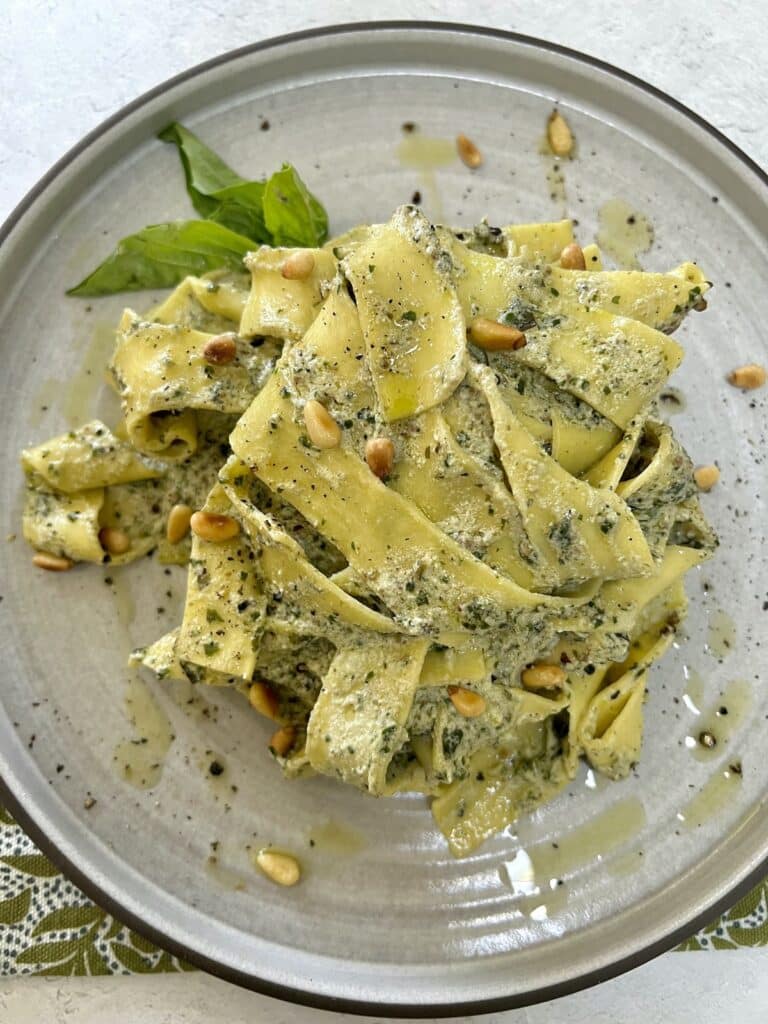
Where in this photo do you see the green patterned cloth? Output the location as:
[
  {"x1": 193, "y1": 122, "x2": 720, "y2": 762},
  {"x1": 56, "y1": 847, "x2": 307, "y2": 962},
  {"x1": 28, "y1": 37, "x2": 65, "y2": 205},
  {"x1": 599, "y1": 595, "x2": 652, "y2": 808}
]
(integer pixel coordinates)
[
  {"x1": 0, "y1": 807, "x2": 192, "y2": 975},
  {"x1": 0, "y1": 806, "x2": 765, "y2": 974}
]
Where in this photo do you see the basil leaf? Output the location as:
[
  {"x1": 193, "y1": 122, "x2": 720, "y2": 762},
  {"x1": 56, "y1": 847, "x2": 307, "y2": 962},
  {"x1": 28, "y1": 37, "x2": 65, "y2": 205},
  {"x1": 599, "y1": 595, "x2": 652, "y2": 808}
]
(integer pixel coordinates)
[
  {"x1": 69, "y1": 126, "x2": 330, "y2": 296},
  {"x1": 67, "y1": 221, "x2": 253, "y2": 297},
  {"x1": 158, "y1": 123, "x2": 270, "y2": 243},
  {"x1": 263, "y1": 164, "x2": 328, "y2": 247},
  {"x1": 205, "y1": 181, "x2": 269, "y2": 245},
  {"x1": 157, "y1": 122, "x2": 244, "y2": 215}
]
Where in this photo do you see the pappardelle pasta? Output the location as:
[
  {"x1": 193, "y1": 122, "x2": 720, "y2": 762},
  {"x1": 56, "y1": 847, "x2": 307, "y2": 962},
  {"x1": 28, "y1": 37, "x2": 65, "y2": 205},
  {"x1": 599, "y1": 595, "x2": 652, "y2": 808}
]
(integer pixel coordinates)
[{"x1": 22, "y1": 206, "x2": 716, "y2": 856}]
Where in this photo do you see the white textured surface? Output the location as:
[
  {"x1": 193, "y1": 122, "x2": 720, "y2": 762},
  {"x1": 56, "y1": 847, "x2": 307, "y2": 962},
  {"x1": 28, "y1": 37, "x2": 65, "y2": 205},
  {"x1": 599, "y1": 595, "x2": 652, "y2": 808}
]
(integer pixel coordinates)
[
  {"x1": 1, "y1": 0, "x2": 766, "y2": 224},
  {"x1": 1, "y1": 2, "x2": 766, "y2": 1021}
]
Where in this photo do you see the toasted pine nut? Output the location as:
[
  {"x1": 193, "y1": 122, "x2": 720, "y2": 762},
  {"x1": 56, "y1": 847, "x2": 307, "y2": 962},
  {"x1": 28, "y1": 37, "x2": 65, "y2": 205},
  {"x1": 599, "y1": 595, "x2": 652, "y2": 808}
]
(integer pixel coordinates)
[
  {"x1": 203, "y1": 334, "x2": 237, "y2": 365},
  {"x1": 521, "y1": 663, "x2": 567, "y2": 690},
  {"x1": 281, "y1": 251, "x2": 315, "y2": 280},
  {"x1": 249, "y1": 681, "x2": 280, "y2": 720},
  {"x1": 727, "y1": 363, "x2": 766, "y2": 390},
  {"x1": 448, "y1": 686, "x2": 486, "y2": 718},
  {"x1": 32, "y1": 552, "x2": 73, "y2": 572},
  {"x1": 694, "y1": 464, "x2": 720, "y2": 492},
  {"x1": 98, "y1": 527, "x2": 131, "y2": 555},
  {"x1": 269, "y1": 725, "x2": 296, "y2": 757},
  {"x1": 547, "y1": 110, "x2": 574, "y2": 157},
  {"x1": 469, "y1": 318, "x2": 527, "y2": 352},
  {"x1": 559, "y1": 243, "x2": 586, "y2": 270},
  {"x1": 365, "y1": 437, "x2": 395, "y2": 480},
  {"x1": 190, "y1": 511, "x2": 240, "y2": 543},
  {"x1": 166, "y1": 503, "x2": 192, "y2": 545},
  {"x1": 456, "y1": 133, "x2": 482, "y2": 169},
  {"x1": 303, "y1": 400, "x2": 341, "y2": 449},
  {"x1": 255, "y1": 849, "x2": 300, "y2": 887}
]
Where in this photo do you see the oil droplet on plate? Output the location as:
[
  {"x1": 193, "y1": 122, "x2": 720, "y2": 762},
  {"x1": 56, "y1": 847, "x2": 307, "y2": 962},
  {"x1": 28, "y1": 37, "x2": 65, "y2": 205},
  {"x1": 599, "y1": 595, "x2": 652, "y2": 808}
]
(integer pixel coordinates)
[
  {"x1": 61, "y1": 321, "x2": 118, "y2": 428},
  {"x1": 597, "y1": 199, "x2": 654, "y2": 269},
  {"x1": 396, "y1": 135, "x2": 456, "y2": 171},
  {"x1": 506, "y1": 799, "x2": 646, "y2": 918},
  {"x1": 529, "y1": 796, "x2": 646, "y2": 880},
  {"x1": 608, "y1": 846, "x2": 646, "y2": 878},
  {"x1": 678, "y1": 766, "x2": 742, "y2": 829},
  {"x1": 685, "y1": 678, "x2": 751, "y2": 762},
  {"x1": 109, "y1": 570, "x2": 136, "y2": 640},
  {"x1": 396, "y1": 134, "x2": 455, "y2": 224},
  {"x1": 705, "y1": 609, "x2": 737, "y2": 659},
  {"x1": 308, "y1": 820, "x2": 366, "y2": 856},
  {"x1": 113, "y1": 675, "x2": 173, "y2": 789}
]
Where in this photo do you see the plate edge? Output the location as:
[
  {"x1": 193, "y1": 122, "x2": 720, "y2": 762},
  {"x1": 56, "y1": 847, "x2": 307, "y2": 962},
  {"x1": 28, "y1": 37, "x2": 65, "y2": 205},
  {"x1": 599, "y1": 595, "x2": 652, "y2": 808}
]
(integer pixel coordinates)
[{"x1": 1, "y1": 19, "x2": 767, "y2": 1016}]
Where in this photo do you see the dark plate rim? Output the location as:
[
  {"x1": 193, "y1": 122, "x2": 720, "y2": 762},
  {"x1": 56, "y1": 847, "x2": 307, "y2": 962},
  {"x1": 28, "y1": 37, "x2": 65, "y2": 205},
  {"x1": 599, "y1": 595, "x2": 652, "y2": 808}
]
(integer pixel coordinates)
[{"x1": 1, "y1": 19, "x2": 766, "y2": 1018}]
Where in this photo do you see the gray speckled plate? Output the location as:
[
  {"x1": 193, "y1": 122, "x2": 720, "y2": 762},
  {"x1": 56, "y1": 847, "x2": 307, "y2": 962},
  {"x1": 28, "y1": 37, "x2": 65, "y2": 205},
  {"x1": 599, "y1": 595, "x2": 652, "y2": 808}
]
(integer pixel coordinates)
[{"x1": 1, "y1": 23, "x2": 767, "y2": 1016}]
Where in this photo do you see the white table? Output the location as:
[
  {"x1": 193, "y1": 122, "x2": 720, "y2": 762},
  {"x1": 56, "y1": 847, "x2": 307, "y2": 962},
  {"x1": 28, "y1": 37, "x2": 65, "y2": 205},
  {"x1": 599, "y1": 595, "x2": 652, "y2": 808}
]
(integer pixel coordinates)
[{"x1": 2, "y1": 2, "x2": 766, "y2": 1020}]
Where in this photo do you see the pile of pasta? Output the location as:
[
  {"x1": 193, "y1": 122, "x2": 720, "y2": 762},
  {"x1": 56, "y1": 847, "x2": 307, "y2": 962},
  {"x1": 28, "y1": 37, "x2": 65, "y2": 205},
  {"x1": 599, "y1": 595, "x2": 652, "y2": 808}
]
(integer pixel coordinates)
[{"x1": 22, "y1": 207, "x2": 716, "y2": 855}]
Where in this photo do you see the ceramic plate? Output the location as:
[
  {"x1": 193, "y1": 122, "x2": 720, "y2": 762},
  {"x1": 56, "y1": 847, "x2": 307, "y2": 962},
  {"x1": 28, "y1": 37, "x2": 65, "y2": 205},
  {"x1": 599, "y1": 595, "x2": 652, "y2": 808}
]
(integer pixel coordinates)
[{"x1": 1, "y1": 23, "x2": 767, "y2": 1016}]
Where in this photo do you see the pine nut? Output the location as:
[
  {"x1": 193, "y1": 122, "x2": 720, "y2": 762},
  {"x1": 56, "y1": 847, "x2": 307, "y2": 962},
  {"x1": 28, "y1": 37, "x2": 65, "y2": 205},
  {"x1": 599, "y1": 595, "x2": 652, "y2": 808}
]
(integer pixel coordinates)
[
  {"x1": 694, "y1": 464, "x2": 720, "y2": 492},
  {"x1": 255, "y1": 849, "x2": 300, "y2": 887},
  {"x1": 303, "y1": 400, "x2": 341, "y2": 449},
  {"x1": 469, "y1": 318, "x2": 527, "y2": 351},
  {"x1": 269, "y1": 725, "x2": 296, "y2": 757},
  {"x1": 559, "y1": 243, "x2": 586, "y2": 270},
  {"x1": 190, "y1": 511, "x2": 240, "y2": 542},
  {"x1": 456, "y1": 133, "x2": 482, "y2": 169},
  {"x1": 448, "y1": 686, "x2": 486, "y2": 718},
  {"x1": 32, "y1": 552, "x2": 73, "y2": 572},
  {"x1": 547, "y1": 110, "x2": 574, "y2": 157},
  {"x1": 727, "y1": 363, "x2": 766, "y2": 390},
  {"x1": 98, "y1": 527, "x2": 131, "y2": 555},
  {"x1": 521, "y1": 663, "x2": 567, "y2": 690},
  {"x1": 166, "y1": 503, "x2": 192, "y2": 544},
  {"x1": 281, "y1": 251, "x2": 315, "y2": 280},
  {"x1": 693, "y1": 297, "x2": 708, "y2": 312},
  {"x1": 699, "y1": 730, "x2": 717, "y2": 749},
  {"x1": 249, "y1": 681, "x2": 280, "y2": 720},
  {"x1": 365, "y1": 437, "x2": 395, "y2": 480},
  {"x1": 203, "y1": 334, "x2": 237, "y2": 365}
]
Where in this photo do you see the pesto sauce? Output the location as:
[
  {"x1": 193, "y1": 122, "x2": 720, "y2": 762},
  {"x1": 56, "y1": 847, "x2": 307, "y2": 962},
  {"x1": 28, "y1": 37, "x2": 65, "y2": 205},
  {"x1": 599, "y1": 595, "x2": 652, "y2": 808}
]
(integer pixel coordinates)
[{"x1": 30, "y1": 204, "x2": 719, "y2": 858}]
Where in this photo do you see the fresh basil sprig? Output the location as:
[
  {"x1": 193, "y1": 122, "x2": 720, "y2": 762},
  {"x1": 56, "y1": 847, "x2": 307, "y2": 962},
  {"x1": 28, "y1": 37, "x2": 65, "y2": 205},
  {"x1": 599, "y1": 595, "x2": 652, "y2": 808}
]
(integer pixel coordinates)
[
  {"x1": 156, "y1": 122, "x2": 270, "y2": 244},
  {"x1": 67, "y1": 221, "x2": 254, "y2": 297},
  {"x1": 263, "y1": 164, "x2": 328, "y2": 248},
  {"x1": 68, "y1": 123, "x2": 329, "y2": 297}
]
